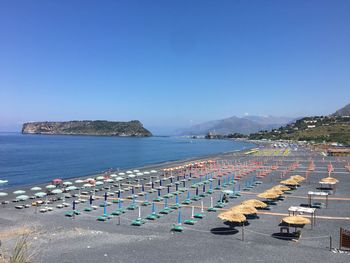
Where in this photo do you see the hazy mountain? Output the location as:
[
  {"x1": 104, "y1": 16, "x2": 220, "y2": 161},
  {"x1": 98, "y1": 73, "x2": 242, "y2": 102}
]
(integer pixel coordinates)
[
  {"x1": 178, "y1": 115, "x2": 294, "y2": 136},
  {"x1": 333, "y1": 103, "x2": 350, "y2": 116}
]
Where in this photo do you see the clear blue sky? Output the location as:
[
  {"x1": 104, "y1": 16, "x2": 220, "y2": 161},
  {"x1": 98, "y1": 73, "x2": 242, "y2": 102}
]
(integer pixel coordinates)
[{"x1": 0, "y1": 0, "x2": 349, "y2": 134}]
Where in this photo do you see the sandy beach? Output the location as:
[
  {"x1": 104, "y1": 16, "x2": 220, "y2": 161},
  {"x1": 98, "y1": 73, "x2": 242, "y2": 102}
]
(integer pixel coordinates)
[{"x1": 1, "y1": 145, "x2": 350, "y2": 263}]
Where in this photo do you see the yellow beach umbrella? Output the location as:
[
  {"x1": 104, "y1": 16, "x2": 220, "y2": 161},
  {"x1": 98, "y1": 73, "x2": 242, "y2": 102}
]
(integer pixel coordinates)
[
  {"x1": 265, "y1": 189, "x2": 284, "y2": 195},
  {"x1": 321, "y1": 177, "x2": 339, "y2": 183},
  {"x1": 218, "y1": 211, "x2": 246, "y2": 241},
  {"x1": 282, "y1": 216, "x2": 311, "y2": 225},
  {"x1": 241, "y1": 199, "x2": 267, "y2": 208},
  {"x1": 290, "y1": 175, "x2": 305, "y2": 182},
  {"x1": 257, "y1": 192, "x2": 280, "y2": 199},
  {"x1": 280, "y1": 179, "x2": 299, "y2": 186},
  {"x1": 272, "y1": 185, "x2": 290, "y2": 191},
  {"x1": 230, "y1": 205, "x2": 258, "y2": 215}
]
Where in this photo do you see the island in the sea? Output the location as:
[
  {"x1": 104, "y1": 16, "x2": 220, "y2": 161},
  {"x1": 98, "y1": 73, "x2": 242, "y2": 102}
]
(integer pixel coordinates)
[{"x1": 22, "y1": 120, "x2": 152, "y2": 137}]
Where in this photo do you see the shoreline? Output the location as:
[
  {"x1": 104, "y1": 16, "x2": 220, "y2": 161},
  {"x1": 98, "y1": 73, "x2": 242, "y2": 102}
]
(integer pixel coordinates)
[{"x1": 1, "y1": 140, "x2": 259, "y2": 192}]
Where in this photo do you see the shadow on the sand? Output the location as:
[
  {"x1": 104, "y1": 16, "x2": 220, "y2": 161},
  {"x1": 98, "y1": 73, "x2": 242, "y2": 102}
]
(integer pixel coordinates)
[
  {"x1": 271, "y1": 232, "x2": 300, "y2": 241},
  {"x1": 210, "y1": 227, "x2": 239, "y2": 235}
]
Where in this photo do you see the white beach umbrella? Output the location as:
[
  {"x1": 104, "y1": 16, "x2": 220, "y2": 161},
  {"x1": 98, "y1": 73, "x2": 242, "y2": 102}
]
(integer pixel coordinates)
[
  {"x1": 95, "y1": 181, "x2": 104, "y2": 186},
  {"x1": 51, "y1": 189, "x2": 63, "y2": 194},
  {"x1": 96, "y1": 176, "x2": 105, "y2": 180},
  {"x1": 133, "y1": 170, "x2": 140, "y2": 173},
  {"x1": 75, "y1": 179, "x2": 84, "y2": 184},
  {"x1": 126, "y1": 171, "x2": 133, "y2": 174},
  {"x1": 30, "y1": 187, "x2": 42, "y2": 191},
  {"x1": 115, "y1": 176, "x2": 124, "y2": 181},
  {"x1": 110, "y1": 174, "x2": 118, "y2": 178},
  {"x1": 118, "y1": 172, "x2": 126, "y2": 176},
  {"x1": 16, "y1": 195, "x2": 29, "y2": 201},
  {"x1": 143, "y1": 171, "x2": 150, "y2": 175},
  {"x1": 85, "y1": 178, "x2": 94, "y2": 181},
  {"x1": 13, "y1": 190, "x2": 26, "y2": 195},
  {"x1": 46, "y1": 185, "x2": 56, "y2": 190},
  {"x1": 34, "y1": 192, "x2": 47, "y2": 198},
  {"x1": 136, "y1": 172, "x2": 143, "y2": 176},
  {"x1": 105, "y1": 179, "x2": 114, "y2": 183},
  {"x1": 63, "y1": 181, "x2": 73, "y2": 186},
  {"x1": 66, "y1": 186, "x2": 78, "y2": 191},
  {"x1": 150, "y1": 170, "x2": 157, "y2": 173},
  {"x1": 0, "y1": 192, "x2": 8, "y2": 197},
  {"x1": 83, "y1": 183, "x2": 93, "y2": 188},
  {"x1": 128, "y1": 174, "x2": 136, "y2": 178}
]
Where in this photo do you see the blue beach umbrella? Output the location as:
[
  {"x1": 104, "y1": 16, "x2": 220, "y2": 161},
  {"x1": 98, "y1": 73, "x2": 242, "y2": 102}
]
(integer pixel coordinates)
[
  {"x1": 218, "y1": 179, "x2": 221, "y2": 186},
  {"x1": 189, "y1": 172, "x2": 192, "y2": 178},
  {"x1": 118, "y1": 199, "x2": 123, "y2": 209},
  {"x1": 196, "y1": 187, "x2": 199, "y2": 196},
  {"x1": 89, "y1": 195, "x2": 93, "y2": 205},
  {"x1": 73, "y1": 201, "x2": 76, "y2": 211},
  {"x1": 187, "y1": 191, "x2": 190, "y2": 199},
  {"x1": 145, "y1": 193, "x2": 149, "y2": 201},
  {"x1": 132, "y1": 187, "x2": 135, "y2": 195},
  {"x1": 170, "y1": 177, "x2": 173, "y2": 183},
  {"x1": 142, "y1": 184, "x2": 145, "y2": 192},
  {"x1": 152, "y1": 202, "x2": 156, "y2": 214},
  {"x1": 176, "y1": 184, "x2": 179, "y2": 191},
  {"x1": 164, "y1": 198, "x2": 168, "y2": 209},
  {"x1": 157, "y1": 189, "x2": 161, "y2": 197},
  {"x1": 167, "y1": 186, "x2": 170, "y2": 194},
  {"x1": 151, "y1": 182, "x2": 154, "y2": 189},
  {"x1": 182, "y1": 181, "x2": 186, "y2": 187},
  {"x1": 104, "y1": 192, "x2": 108, "y2": 201},
  {"x1": 117, "y1": 191, "x2": 121, "y2": 198},
  {"x1": 203, "y1": 184, "x2": 206, "y2": 192},
  {"x1": 104, "y1": 201, "x2": 107, "y2": 216},
  {"x1": 176, "y1": 195, "x2": 179, "y2": 205},
  {"x1": 178, "y1": 209, "x2": 182, "y2": 225},
  {"x1": 210, "y1": 181, "x2": 213, "y2": 190},
  {"x1": 159, "y1": 180, "x2": 162, "y2": 186}
]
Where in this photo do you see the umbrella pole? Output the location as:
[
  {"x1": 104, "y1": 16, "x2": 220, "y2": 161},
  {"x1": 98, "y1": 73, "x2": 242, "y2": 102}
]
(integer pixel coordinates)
[{"x1": 242, "y1": 222, "x2": 244, "y2": 241}]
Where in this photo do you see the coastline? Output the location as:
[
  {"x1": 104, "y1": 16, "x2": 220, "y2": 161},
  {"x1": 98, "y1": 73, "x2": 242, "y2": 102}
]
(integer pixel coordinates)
[{"x1": 1, "y1": 140, "x2": 258, "y2": 192}]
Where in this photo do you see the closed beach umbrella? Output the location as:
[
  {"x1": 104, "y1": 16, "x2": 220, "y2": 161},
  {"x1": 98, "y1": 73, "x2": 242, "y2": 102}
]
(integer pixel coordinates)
[
  {"x1": 46, "y1": 185, "x2": 56, "y2": 190},
  {"x1": 63, "y1": 181, "x2": 73, "y2": 186},
  {"x1": 51, "y1": 189, "x2": 63, "y2": 194},
  {"x1": 34, "y1": 192, "x2": 47, "y2": 198},
  {"x1": 0, "y1": 192, "x2": 8, "y2": 197},
  {"x1": 30, "y1": 187, "x2": 42, "y2": 191},
  {"x1": 16, "y1": 195, "x2": 29, "y2": 201},
  {"x1": 13, "y1": 190, "x2": 26, "y2": 195},
  {"x1": 241, "y1": 199, "x2": 267, "y2": 208}
]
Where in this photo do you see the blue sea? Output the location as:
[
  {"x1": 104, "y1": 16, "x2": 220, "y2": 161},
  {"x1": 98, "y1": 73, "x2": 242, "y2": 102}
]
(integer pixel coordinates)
[{"x1": 0, "y1": 133, "x2": 255, "y2": 188}]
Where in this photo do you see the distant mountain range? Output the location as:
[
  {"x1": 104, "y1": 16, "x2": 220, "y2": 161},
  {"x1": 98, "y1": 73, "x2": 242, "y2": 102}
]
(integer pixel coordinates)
[
  {"x1": 332, "y1": 103, "x2": 350, "y2": 116},
  {"x1": 178, "y1": 115, "x2": 296, "y2": 135}
]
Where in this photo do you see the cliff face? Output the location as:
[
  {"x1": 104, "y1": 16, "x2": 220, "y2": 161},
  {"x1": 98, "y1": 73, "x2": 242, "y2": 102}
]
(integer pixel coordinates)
[{"x1": 22, "y1": 120, "x2": 152, "y2": 137}]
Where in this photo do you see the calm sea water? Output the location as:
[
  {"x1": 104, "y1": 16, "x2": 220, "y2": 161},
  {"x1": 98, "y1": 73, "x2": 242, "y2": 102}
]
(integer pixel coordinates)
[{"x1": 0, "y1": 133, "x2": 254, "y2": 188}]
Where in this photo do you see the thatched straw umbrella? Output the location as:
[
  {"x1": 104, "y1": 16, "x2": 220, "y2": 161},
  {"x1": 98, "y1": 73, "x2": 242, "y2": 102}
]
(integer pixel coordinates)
[
  {"x1": 265, "y1": 189, "x2": 284, "y2": 195},
  {"x1": 321, "y1": 177, "x2": 339, "y2": 183},
  {"x1": 241, "y1": 199, "x2": 267, "y2": 209},
  {"x1": 257, "y1": 192, "x2": 280, "y2": 199},
  {"x1": 282, "y1": 215, "x2": 311, "y2": 233},
  {"x1": 280, "y1": 179, "x2": 299, "y2": 186},
  {"x1": 271, "y1": 185, "x2": 290, "y2": 191},
  {"x1": 218, "y1": 211, "x2": 246, "y2": 240},
  {"x1": 282, "y1": 216, "x2": 311, "y2": 225},
  {"x1": 290, "y1": 175, "x2": 305, "y2": 182},
  {"x1": 230, "y1": 205, "x2": 258, "y2": 215}
]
